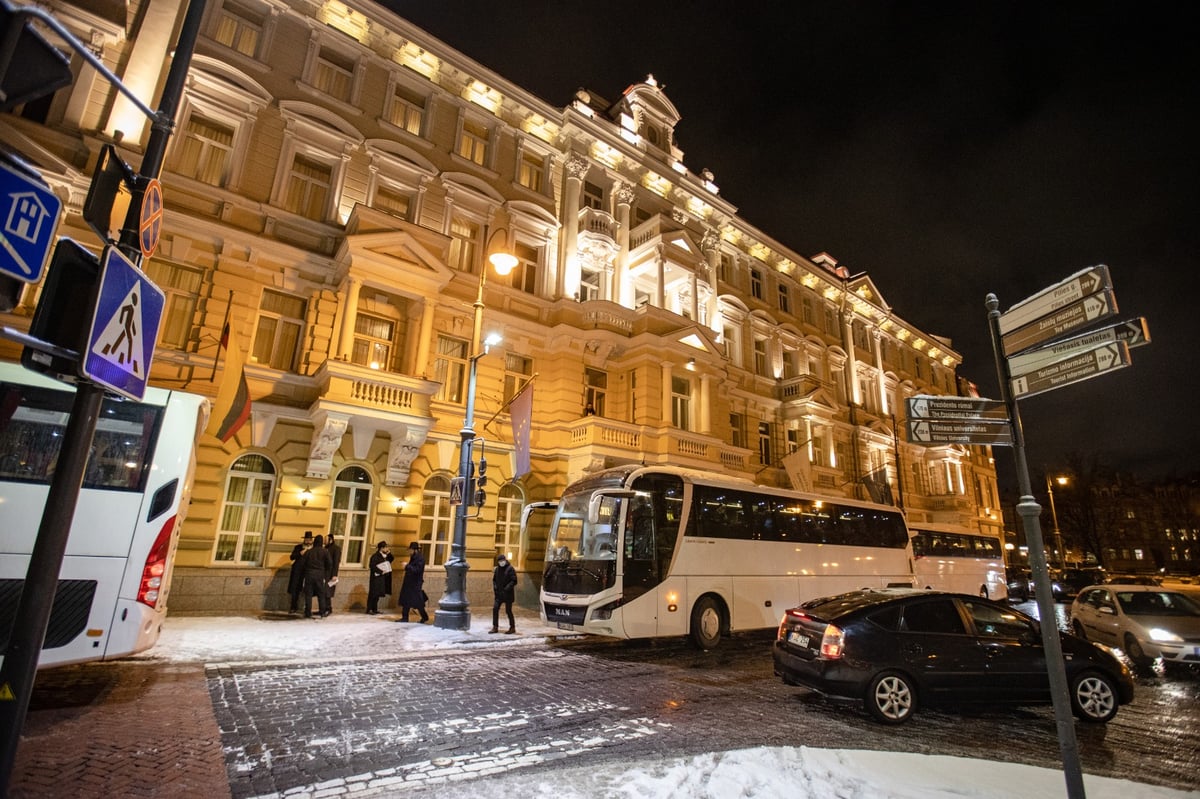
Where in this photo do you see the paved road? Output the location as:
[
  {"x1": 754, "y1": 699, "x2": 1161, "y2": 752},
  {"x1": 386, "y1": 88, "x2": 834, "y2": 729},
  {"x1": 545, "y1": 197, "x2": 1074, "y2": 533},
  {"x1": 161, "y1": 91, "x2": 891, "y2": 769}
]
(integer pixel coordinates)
[{"x1": 9, "y1": 608, "x2": 1200, "y2": 798}]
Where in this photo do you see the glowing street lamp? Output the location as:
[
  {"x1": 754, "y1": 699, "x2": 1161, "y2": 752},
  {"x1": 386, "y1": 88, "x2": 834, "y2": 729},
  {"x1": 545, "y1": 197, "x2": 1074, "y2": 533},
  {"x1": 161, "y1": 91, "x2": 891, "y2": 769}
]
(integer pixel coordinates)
[
  {"x1": 434, "y1": 231, "x2": 516, "y2": 630},
  {"x1": 1045, "y1": 474, "x2": 1069, "y2": 568}
]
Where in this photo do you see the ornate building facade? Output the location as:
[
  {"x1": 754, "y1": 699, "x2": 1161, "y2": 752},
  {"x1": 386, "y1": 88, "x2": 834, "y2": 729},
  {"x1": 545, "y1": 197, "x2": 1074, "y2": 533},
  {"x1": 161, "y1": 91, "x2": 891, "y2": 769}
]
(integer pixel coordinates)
[{"x1": 1, "y1": 0, "x2": 1002, "y2": 611}]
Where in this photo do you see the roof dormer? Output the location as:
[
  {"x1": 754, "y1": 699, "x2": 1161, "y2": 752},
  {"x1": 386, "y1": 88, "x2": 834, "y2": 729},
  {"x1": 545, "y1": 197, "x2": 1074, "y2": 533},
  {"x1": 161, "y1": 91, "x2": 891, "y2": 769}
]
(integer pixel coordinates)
[{"x1": 613, "y1": 75, "x2": 683, "y2": 160}]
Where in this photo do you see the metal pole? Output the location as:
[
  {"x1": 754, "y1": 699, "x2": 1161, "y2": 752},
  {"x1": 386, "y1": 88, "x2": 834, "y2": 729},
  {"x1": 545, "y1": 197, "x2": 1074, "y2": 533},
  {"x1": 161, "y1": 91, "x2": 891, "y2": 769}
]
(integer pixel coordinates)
[
  {"x1": 0, "y1": 1, "x2": 206, "y2": 791},
  {"x1": 986, "y1": 293, "x2": 1087, "y2": 799},
  {"x1": 434, "y1": 271, "x2": 487, "y2": 630}
]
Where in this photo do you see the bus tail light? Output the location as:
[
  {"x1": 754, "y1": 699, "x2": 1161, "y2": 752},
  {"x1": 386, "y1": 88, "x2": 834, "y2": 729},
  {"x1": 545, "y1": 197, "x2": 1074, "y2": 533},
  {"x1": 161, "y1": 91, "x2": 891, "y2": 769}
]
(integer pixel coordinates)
[
  {"x1": 820, "y1": 624, "x2": 845, "y2": 658},
  {"x1": 138, "y1": 516, "x2": 177, "y2": 609}
]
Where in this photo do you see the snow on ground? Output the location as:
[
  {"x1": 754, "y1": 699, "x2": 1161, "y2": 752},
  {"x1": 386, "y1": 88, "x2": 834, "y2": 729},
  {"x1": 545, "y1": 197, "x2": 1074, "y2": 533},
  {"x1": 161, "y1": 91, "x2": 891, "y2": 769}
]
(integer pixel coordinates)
[{"x1": 142, "y1": 614, "x2": 1199, "y2": 799}]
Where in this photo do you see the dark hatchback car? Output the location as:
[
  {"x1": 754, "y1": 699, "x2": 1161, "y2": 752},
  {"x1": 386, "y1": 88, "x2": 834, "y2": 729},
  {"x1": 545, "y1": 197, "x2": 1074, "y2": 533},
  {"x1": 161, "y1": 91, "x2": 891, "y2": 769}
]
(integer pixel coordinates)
[{"x1": 773, "y1": 588, "x2": 1134, "y2": 724}]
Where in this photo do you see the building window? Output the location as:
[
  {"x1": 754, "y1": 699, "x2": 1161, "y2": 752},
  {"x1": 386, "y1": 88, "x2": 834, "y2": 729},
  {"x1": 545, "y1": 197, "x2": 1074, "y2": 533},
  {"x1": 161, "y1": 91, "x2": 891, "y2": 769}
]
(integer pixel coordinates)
[
  {"x1": 813, "y1": 434, "x2": 828, "y2": 468},
  {"x1": 213, "y1": 1, "x2": 262, "y2": 58},
  {"x1": 753, "y1": 338, "x2": 768, "y2": 376},
  {"x1": 730, "y1": 412, "x2": 745, "y2": 449},
  {"x1": 582, "y1": 180, "x2": 604, "y2": 210},
  {"x1": 495, "y1": 483, "x2": 523, "y2": 566},
  {"x1": 143, "y1": 261, "x2": 202, "y2": 349},
  {"x1": 758, "y1": 421, "x2": 773, "y2": 466},
  {"x1": 508, "y1": 241, "x2": 539, "y2": 294},
  {"x1": 802, "y1": 295, "x2": 815, "y2": 326},
  {"x1": 213, "y1": 454, "x2": 273, "y2": 564},
  {"x1": 518, "y1": 151, "x2": 544, "y2": 192},
  {"x1": 314, "y1": 46, "x2": 355, "y2": 103},
  {"x1": 448, "y1": 215, "x2": 479, "y2": 273},
  {"x1": 252, "y1": 289, "x2": 306, "y2": 371},
  {"x1": 723, "y1": 324, "x2": 742, "y2": 367},
  {"x1": 786, "y1": 427, "x2": 803, "y2": 452},
  {"x1": 372, "y1": 184, "x2": 411, "y2": 220},
  {"x1": 420, "y1": 474, "x2": 454, "y2": 566},
  {"x1": 456, "y1": 118, "x2": 489, "y2": 165},
  {"x1": 173, "y1": 114, "x2": 233, "y2": 186},
  {"x1": 719, "y1": 253, "x2": 734, "y2": 284},
  {"x1": 282, "y1": 154, "x2": 332, "y2": 220},
  {"x1": 778, "y1": 283, "x2": 791, "y2": 314},
  {"x1": 503, "y1": 352, "x2": 533, "y2": 403},
  {"x1": 579, "y1": 265, "x2": 601, "y2": 301},
  {"x1": 351, "y1": 313, "x2": 395, "y2": 371},
  {"x1": 433, "y1": 335, "x2": 468, "y2": 403},
  {"x1": 750, "y1": 268, "x2": 763, "y2": 300},
  {"x1": 671, "y1": 375, "x2": 691, "y2": 430},
  {"x1": 585, "y1": 368, "x2": 607, "y2": 416},
  {"x1": 781, "y1": 348, "x2": 799, "y2": 379},
  {"x1": 387, "y1": 84, "x2": 424, "y2": 135},
  {"x1": 329, "y1": 465, "x2": 371, "y2": 566}
]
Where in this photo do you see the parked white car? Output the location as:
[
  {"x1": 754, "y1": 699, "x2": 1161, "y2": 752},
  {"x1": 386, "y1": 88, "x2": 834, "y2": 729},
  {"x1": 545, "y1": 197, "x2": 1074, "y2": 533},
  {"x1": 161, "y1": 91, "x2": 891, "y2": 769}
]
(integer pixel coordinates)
[{"x1": 1069, "y1": 584, "x2": 1200, "y2": 666}]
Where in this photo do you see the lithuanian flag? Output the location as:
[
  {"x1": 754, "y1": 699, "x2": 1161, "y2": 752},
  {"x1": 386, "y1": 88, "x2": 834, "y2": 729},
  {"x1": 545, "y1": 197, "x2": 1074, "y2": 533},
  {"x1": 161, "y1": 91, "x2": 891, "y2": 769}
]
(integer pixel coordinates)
[{"x1": 205, "y1": 323, "x2": 251, "y2": 442}]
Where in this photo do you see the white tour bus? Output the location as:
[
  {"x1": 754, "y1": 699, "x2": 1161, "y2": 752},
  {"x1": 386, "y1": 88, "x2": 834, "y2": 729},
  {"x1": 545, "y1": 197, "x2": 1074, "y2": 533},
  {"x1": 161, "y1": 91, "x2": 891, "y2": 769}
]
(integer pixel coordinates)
[
  {"x1": 909, "y1": 523, "x2": 1008, "y2": 601},
  {"x1": 0, "y1": 362, "x2": 208, "y2": 669},
  {"x1": 537, "y1": 464, "x2": 915, "y2": 648}
]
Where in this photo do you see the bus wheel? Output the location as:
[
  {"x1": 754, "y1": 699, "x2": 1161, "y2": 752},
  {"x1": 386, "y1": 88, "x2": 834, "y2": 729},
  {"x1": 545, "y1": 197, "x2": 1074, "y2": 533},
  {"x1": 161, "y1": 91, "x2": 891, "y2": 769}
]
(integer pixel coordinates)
[{"x1": 690, "y1": 597, "x2": 723, "y2": 649}]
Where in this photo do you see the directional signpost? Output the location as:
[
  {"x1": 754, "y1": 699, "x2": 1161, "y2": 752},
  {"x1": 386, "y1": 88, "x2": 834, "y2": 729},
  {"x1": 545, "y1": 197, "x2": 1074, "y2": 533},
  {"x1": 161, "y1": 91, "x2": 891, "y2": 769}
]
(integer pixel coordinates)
[
  {"x1": 0, "y1": 156, "x2": 61, "y2": 283},
  {"x1": 998, "y1": 264, "x2": 1111, "y2": 335},
  {"x1": 1001, "y1": 289, "x2": 1117, "y2": 356},
  {"x1": 1008, "y1": 317, "x2": 1149, "y2": 377},
  {"x1": 905, "y1": 395, "x2": 1013, "y2": 446},
  {"x1": 1011, "y1": 341, "x2": 1130, "y2": 400}
]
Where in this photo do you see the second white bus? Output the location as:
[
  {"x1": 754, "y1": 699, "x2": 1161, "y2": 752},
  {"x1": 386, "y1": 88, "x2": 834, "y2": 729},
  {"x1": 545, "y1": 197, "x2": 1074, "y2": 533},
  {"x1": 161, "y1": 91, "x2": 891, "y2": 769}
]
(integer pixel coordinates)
[
  {"x1": 0, "y1": 362, "x2": 208, "y2": 669},
  {"x1": 909, "y1": 523, "x2": 1008, "y2": 601},
  {"x1": 538, "y1": 464, "x2": 915, "y2": 648}
]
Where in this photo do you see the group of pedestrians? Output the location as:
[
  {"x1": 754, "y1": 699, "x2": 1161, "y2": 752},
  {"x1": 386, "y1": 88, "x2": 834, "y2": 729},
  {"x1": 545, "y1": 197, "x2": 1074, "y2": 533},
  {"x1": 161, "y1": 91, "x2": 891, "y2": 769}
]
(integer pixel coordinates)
[
  {"x1": 287, "y1": 530, "x2": 341, "y2": 618},
  {"x1": 288, "y1": 533, "x2": 516, "y2": 631}
]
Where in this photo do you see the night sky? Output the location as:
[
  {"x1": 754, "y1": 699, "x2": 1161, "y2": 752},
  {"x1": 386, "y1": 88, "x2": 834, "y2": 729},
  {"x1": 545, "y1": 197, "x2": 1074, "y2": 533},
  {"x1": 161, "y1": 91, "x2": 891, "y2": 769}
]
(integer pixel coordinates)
[{"x1": 387, "y1": 1, "x2": 1200, "y2": 487}]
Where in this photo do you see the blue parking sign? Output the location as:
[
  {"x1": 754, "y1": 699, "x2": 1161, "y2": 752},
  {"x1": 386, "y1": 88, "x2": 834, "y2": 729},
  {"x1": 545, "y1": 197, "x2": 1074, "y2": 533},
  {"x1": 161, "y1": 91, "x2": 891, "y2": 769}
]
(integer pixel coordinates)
[
  {"x1": 81, "y1": 246, "x2": 164, "y2": 400},
  {"x1": 0, "y1": 158, "x2": 62, "y2": 283}
]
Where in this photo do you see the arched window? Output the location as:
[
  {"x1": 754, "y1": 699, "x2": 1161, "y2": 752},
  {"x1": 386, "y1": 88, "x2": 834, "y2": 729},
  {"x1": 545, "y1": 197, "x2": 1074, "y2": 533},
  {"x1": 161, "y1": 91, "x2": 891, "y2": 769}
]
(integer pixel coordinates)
[
  {"x1": 420, "y1": 474, "x2": 454, "y2": 566},
  {"x1": 214, "y1": 454, "x2": 274, "y2": 564},
  {"x1": 330, "y1": 465, "x2": 372, "y2": 566},
  {"x1": 494, "y1": 482, "x2": 525, "y2": 567}
]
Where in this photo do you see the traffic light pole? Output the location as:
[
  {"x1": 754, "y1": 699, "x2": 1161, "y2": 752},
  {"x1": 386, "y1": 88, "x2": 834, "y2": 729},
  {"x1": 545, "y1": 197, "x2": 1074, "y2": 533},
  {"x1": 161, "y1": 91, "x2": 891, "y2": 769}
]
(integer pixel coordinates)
[{"x1": 0, "y1": 1, "x2": 206, "y2": 792}]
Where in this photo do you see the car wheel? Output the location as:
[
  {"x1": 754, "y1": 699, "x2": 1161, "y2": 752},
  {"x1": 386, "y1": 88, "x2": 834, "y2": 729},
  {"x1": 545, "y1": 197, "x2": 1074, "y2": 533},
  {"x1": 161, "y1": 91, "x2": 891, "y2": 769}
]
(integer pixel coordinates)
[
  {"x1": 866, "y1": 670, "x2": 916, "y2": 724},
  {"x1": 1070, "y1": 670, "x2": 1119, "y2": 723},
  {"x1": 1123, "y1": 633, "x2": 1148, "y2": 664},
  {"x1": 689, "y1": 596, "x2": 723, "y2": 650},
  {"x1": 1072, "y1": 620, "x2": 1087, "y2": 640}
]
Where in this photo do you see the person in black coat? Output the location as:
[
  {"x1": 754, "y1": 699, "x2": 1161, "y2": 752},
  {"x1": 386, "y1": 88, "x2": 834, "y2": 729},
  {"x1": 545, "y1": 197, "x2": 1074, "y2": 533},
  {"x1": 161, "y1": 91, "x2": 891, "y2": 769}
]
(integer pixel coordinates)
[
  {"x1": 367, "y1": 541, "x2": 394, "y2": 615},
  {"x1": 398, "y1": 541, "x2": 428, "y2": 622},
  {"x1": 490, "y1": 553, "x2": 518, "y2": 634},
  {"x1": 288, "y1": 531, "x2": 313, "y2": 613},
  {"x1": 303, "y1": 534, "x2": 334, "y2": 618},
  {"x1": 325, "y1": 533, "x2": 342, "y2": 612}
]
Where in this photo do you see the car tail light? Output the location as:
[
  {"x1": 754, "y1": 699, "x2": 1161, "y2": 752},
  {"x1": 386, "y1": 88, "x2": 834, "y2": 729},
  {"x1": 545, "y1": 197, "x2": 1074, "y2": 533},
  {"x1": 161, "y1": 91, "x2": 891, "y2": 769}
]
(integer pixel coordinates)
[
  {"x1": 137, "y1": 516, "x2": 176, "y2": 608},
  {"x1": 820, "y1": 624, "x2": 844, "y2": 658},
  {"x1": 779, "y1": 608, "x2": 812, "y2": 640}
]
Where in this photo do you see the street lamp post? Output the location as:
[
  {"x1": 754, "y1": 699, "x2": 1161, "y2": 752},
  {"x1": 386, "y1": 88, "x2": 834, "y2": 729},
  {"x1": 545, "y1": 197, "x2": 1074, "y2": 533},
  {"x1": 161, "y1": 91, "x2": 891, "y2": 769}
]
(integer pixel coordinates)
[
  {"x1": 434, "y1": 235, "x2": 516, "y2": 631},
  {"x1": 1045, "y1": 474, "x2": 1068, "y2": 568}
]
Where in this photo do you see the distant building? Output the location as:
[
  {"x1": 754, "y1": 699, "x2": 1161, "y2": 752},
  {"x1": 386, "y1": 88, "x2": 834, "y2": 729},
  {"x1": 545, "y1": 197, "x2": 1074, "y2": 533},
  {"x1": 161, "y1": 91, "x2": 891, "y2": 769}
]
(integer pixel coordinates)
[{"x1": 1, "y1": 0, "x2": 1001, "y2": 611}]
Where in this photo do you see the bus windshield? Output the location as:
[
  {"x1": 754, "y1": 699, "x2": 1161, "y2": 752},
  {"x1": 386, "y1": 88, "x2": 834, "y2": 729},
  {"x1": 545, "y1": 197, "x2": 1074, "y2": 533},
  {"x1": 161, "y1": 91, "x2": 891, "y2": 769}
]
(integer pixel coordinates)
[{"x1": 542, "y1": 490, "x2": 621, "y2": 595}]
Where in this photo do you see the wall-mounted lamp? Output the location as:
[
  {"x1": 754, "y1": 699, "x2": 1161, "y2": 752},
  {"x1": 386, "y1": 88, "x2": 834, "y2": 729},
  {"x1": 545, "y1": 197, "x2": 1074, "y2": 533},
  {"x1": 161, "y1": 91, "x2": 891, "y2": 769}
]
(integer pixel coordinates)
[
  {"x1": 300, "y1": 488, "x2": 312, "y2": 507},
  {"x1": 685, "y1": 357, "x2": 697, "y2": 371},
  {"x1": 395, "y1": 497, "x2": 406, "y2": 514},
  {"x1": 486, "y1": 228, "x2": 518, "y2": 275}
]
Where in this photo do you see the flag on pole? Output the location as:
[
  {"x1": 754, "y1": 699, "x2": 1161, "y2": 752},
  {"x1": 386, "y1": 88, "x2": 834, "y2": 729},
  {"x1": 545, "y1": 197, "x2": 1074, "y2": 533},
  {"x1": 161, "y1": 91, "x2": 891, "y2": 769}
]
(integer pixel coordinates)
[
  {"x1": 510, "y1": 381, "x2": 533, "y2": 478},
  {"x1": 205, "y1": 323, "x2": 251, "y2": 442}
]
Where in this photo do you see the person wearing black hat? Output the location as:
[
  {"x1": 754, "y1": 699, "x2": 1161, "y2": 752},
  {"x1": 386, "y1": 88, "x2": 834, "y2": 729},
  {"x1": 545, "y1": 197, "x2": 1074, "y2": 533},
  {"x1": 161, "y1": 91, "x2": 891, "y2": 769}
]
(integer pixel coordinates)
[
  {"x1": 302, "y1": 534, "x2": 334, "y2": 618},
  {"x1": 490, "y1": 553, "x2": 518, "y2": 634},
  {"x1": 398, "y1": 541, "x2": 429, "y2": 622},
  {"x1": 287, "y1": 531, "x2": 313, "y2": 615},
  {"x1": 367, "y1": 541, "x2": 394, "y2": 615}
]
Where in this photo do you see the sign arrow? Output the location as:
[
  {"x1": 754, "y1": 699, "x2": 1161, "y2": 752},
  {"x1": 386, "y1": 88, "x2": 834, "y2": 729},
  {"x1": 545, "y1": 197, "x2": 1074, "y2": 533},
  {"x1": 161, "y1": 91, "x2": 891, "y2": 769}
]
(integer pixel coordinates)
[
  {"x1": 906, "y1": 395, "x2": 1008, "y2": 421},
  {"x1": 906, "y1": 419, "x2": 1013, "y2": 447},
  {"x1": 1008, "y1": 317, "x2": 1147, "y2": 377},
  {"x1": 1011, "y1": 341, "x2": 1131, "y2": 399},
  {"x1": 999, "y1": 264, "x2": 1111, "y2": 334},
  {"x1": 1001, "y1": 289, "x2": 1117, "y2": 356}
]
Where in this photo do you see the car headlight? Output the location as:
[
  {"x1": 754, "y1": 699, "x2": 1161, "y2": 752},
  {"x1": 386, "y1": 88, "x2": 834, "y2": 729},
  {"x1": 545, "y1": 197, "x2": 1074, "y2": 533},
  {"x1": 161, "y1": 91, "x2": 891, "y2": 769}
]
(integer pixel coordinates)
[{"x1": 1147, "y1": 627, "x2": 1183, "y2": 644}]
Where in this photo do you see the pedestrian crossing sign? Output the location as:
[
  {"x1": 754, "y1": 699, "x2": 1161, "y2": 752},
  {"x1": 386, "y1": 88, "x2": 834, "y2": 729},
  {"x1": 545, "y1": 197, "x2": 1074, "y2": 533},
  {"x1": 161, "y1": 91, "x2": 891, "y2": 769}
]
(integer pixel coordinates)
[
  {"x1": 81, "y1": 246, "x2": 164, "y2": 400},
  {"x1": 449, "y1": 476, "x2": 465, "y2": 506}
]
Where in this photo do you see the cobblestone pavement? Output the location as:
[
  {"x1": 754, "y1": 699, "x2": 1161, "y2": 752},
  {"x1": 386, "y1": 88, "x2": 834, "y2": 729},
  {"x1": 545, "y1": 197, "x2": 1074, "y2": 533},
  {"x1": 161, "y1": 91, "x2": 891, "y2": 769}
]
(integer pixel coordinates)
[{"x1": 9, "y1": 606, "x2": 1200, "y2": 798}]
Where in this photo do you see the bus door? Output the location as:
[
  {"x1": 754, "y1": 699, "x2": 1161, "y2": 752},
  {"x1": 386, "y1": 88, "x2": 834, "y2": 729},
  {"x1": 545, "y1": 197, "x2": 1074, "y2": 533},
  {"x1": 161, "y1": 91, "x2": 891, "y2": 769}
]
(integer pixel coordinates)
[{"x1": 620, "y1": 494, "x2": 658, "y2": 637}]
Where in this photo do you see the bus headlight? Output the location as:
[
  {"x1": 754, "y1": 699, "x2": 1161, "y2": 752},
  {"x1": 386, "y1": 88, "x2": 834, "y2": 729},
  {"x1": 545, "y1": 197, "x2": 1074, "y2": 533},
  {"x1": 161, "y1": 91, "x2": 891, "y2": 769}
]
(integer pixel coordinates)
[{"x1": 591, "y1": 597, "x2": 623, "y2": 621}]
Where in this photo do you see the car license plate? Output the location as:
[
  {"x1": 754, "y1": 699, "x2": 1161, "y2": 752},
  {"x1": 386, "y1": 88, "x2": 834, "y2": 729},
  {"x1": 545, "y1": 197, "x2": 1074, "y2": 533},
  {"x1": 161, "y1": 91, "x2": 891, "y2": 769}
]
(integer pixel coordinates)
[
  {"x1": 788, "y1": 630, "x2": 810, "y2": 648},
  {"x1": 557, "y1": 622, "x2": 575, "y2": 631}
]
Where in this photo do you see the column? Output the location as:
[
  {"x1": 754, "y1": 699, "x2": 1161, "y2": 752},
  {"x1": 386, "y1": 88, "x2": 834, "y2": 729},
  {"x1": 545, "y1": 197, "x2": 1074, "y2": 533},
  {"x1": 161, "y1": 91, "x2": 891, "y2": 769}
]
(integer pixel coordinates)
[
  {"x1": 336, "y1": 276, "x2": 362, "y2": 360},
  {"x1": 699, "y1": 373, "x2": 713, "y2": 435},
  {"x1": 413, "y1": 297, "x2": 435, "y2": 378},
  {"x1": 614, "y1": 182, "x2": 635, "y2": 305},
  {"x1": 873, "y1": 329, "x2": 887, "y2": 414},
  {"x1": 560, "y1": 153, "x2": 589, "y2": 300}
]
